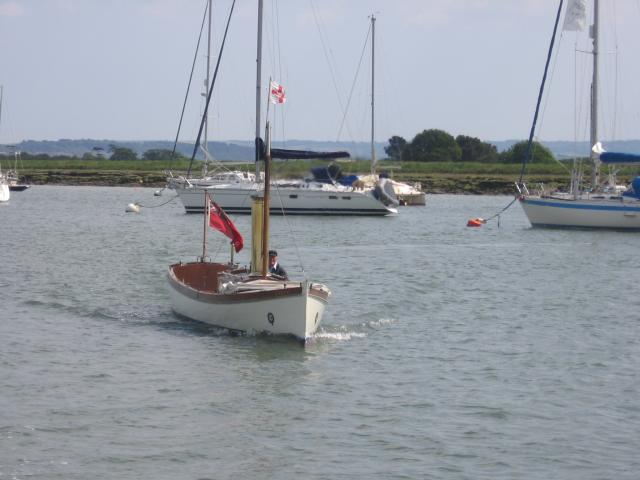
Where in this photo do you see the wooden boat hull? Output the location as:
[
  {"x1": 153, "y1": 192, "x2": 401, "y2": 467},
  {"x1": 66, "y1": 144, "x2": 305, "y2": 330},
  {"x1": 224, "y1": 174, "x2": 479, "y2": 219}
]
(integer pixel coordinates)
[
  {"x1": 167, "y1": 262, "x2": 329, "y2": 341},
  {"x1": 520, "y1": 195, "x2": 640, "y2": 230}
]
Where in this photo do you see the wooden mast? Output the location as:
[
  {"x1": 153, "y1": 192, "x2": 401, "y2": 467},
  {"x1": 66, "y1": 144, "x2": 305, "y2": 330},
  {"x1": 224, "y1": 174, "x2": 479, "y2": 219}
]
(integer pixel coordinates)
[
  {"x1": 201, "y1": 191, "x2": 208, "y2": 261},
  {"x1": 261, "y1": 123, "x2": 271, "y2": 277}
]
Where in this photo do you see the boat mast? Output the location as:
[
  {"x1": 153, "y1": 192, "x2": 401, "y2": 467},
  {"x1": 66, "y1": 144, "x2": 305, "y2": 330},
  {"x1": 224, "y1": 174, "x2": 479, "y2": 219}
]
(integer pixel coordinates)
[
  {"x1": 255, "y1": 0, "x2": 264, "y2": 177},
  {"x1": 370, "y1": 14, "x2": 376, "y2": 176},
  {"x1": 261, "y1": 123, "x2": 271, "y2": 277},
  {"x1": 250, "y1": 0, "x2": 268, "y2": 276},
  {"x1": 203, "y1": 0, "x2": 212, "y2": 176},
  {"x1": 202, "y1": 191, "x2": 209, "y2": 261},
  {"x1": 590, "y1": 0, "x2": 600, "y2": 190}
]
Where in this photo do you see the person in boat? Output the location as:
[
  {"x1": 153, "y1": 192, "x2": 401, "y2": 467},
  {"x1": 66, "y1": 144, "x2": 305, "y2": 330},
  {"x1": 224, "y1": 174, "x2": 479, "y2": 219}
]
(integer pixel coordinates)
[{"x1": 268, "y1": 250, "x2": 288, "y2": 280}]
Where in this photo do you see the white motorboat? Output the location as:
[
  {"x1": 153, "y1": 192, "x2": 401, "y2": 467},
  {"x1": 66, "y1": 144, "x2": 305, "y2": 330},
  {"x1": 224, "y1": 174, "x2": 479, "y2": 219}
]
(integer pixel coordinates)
[
  {"x1": 361, "y1": 14, "x2": 426, "y2": 207},
  {"x1": 359, "y1": 174, "x2": 425, "y2": 206},
  {"x1": 517, "y1": 0, "x2": 640, "y2": 230}
]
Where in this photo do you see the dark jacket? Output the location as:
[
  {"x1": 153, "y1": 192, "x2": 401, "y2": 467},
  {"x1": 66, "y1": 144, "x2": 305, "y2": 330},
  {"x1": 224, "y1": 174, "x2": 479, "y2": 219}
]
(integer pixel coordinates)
[{"x1": 270, "y1": 262, "x2": 288, "y2": 280}]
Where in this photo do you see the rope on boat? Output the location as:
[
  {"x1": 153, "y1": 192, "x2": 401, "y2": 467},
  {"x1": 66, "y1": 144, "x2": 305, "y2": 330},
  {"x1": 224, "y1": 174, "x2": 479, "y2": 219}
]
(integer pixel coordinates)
[
  {"x1": 467, "y1": 197, "x2": 518, "y2": 227},
  {"x1": 272, "y1": 182, "x2": 308, "y2": 281},
  {"x1": 134, "y1": 193, "x2": 179, "y2": 209}
]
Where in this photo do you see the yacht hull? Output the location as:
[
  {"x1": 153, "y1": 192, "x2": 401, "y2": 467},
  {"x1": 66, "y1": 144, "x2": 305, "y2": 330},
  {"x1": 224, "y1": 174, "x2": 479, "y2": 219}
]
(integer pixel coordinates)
[
  {"x1": 176, "y1": 183, "x2": 396, "y2": 215},
  {"x1": 520, "y1": 195, "x2": 640, "y2": 230}
]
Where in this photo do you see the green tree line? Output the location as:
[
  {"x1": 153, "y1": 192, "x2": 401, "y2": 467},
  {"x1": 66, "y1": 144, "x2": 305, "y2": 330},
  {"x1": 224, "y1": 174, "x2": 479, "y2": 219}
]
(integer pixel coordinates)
[{"x1": 385, "y1": 129, "x2": 555, "y2": 164}]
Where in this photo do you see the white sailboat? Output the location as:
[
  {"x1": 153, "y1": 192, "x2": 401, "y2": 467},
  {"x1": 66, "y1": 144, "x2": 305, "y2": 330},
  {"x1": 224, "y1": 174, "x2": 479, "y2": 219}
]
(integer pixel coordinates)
[
  {"x1": 517, "y1": 0, "x2": 640, "y2": 229},
  {"x1": 172, "y1": 1, "x2": 398, "y2": 216},
  {"x1": 167, "y1": 0, "x2": 330, "y2": 342},
  {"x1": 6, "y1": 151, "x2": 30, "y2": 191},
  {"x1": 358, "y1": 14, "x2": 426, "y2": 207},
  {"x1": 0, "y1": 168, "x2": 9, "y2": 203},
  {"x1": 168, "y1": 124, "x2": 330, "y2": 341},
  {"x1": 0, "y1": 87, "x2": 10, "y2": 202},
  {"x1": 165, "y1": 0, "x2": 256, "y2": 194}
]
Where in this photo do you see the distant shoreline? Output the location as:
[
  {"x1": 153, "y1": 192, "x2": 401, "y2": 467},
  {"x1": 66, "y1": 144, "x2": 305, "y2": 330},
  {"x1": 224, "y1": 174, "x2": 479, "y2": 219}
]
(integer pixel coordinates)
[{"x1": 16, "y1": 170, "x2": 571, "y2": 195}]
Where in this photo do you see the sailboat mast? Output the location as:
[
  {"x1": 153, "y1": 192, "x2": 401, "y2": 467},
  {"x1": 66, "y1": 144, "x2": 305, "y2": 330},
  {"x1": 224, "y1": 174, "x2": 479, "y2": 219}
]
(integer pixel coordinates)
[
  {"x1": 370, "y1": 14, "x2": 376, "y2": 175},
  {"x1": 255, "y1": 0, "x2": 264, "y2": 177},
  {"x1": 202, "y1": 191, "x2": 209, "y2": 260},
  {"x1": 261, "y1": 124, "x2": 271, "y2": 277},
  {"x1": 590, "y1": 0, "x2": 600, "y2": 190},
  {"x1": 203, "y1": 0, "x2": 212, "y2": 175}
]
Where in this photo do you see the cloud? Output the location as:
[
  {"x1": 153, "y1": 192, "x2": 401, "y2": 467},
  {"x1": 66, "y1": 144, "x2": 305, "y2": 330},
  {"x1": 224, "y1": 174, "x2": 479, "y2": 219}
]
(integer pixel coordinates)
[{"x1": 0, "y1": 1, "x2": 25, "y2": 16}]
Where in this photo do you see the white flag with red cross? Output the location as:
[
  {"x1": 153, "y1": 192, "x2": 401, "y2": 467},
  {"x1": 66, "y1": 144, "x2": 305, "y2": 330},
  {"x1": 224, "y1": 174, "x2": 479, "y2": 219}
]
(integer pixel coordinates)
[{"x1": 269, "y1": 81, "x2": 286, "y2": 104}]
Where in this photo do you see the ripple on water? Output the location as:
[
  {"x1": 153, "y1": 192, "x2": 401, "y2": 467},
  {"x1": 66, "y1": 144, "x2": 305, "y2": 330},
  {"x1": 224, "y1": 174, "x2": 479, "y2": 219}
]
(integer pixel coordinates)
[{"x1": 2, "y1": 190, "x2": 640, "y2": 479}]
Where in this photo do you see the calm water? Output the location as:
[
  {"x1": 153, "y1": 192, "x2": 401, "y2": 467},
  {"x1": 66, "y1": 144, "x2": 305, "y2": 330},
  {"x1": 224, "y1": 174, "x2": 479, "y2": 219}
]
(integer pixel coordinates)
[{"x1": 1, "y1": 186, "x2": 639, "y2": 479}]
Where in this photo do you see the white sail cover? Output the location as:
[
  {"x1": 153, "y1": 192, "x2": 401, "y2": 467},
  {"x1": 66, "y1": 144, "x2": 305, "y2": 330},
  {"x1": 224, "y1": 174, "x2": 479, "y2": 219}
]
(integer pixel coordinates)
[{"x1": 563, "y1": 0, "x2": 587, "y2": 31}]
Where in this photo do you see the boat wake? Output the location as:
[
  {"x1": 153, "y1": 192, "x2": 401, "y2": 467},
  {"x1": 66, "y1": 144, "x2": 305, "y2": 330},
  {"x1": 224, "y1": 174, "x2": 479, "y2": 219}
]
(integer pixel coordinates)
[
  {"x1": 313, "y1": 317, "x2": 397, "y2": 342},
  {"x1": 313, "y1": 331, "x2": 367, "y2": 341}
]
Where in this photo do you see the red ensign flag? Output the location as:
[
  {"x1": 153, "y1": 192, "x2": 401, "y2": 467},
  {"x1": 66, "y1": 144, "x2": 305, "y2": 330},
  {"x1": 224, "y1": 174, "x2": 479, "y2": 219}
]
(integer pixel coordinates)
[{"x1": 209, "y1": 200, "x2": 244, "y2": 252}]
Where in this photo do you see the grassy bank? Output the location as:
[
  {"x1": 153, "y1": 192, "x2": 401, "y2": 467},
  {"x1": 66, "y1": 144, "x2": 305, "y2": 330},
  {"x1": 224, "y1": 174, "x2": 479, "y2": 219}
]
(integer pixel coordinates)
[{"x1": 10, "y1": 158, "x2": 636, "y2": 195}]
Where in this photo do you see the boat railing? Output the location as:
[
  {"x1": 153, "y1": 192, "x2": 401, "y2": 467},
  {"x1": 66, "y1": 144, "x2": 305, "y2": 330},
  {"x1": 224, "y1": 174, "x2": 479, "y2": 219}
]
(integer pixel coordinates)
[{"x1": 515, "y1": 182, "x2": 530, "y2": 195}]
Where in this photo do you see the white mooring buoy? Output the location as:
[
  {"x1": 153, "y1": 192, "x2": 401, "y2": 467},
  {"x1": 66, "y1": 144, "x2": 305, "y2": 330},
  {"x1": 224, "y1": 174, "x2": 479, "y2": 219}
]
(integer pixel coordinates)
[
  {"x1": 126, "y1": 203, "x2": 141, "y2": 213},
  {"x1": 154, "y1": 190, "x2": 162, "y2": 197}
]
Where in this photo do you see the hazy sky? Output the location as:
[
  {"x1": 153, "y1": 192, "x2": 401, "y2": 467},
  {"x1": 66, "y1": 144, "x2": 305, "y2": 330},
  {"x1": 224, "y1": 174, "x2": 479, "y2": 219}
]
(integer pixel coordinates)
[{"x1": 1, "y1": 0, "x2": 639, "y2": 145}]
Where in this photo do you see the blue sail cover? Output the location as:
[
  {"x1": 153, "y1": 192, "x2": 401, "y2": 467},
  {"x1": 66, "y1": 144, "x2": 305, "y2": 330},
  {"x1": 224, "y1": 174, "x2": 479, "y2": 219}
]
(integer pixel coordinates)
[
  {"x1": 257, "y1": 138, "x2": 350, "y2": 161},
  {"x1": 600, "y1": 151, "x2": 640, "y2": 164},
  {"x1": 623, "y1": 176, "x2": 640, "y2": 199}
]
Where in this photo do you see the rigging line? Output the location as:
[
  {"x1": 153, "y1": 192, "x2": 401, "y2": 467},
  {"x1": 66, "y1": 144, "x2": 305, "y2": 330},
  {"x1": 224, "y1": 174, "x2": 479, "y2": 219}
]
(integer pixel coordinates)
[
  {"x1": 518, "y1": 0, "x2": 564, "y2": 185},
  {"x1": 309, "y1": 0, "x2": 355, "y2": 142},
  {"x1": 187, "y1": 0, "x2": 237, "y2": 176},
  {"x1": 272, "y1": 0, "x2": 287, "y2": 145},
  {"x1": 337, "y1": 23, "x2": 371, "y2": 142},
  {"x1": 271, "y1": 182, "x2": 307, "y2": 279},
  {"x1": 474, "y1": 0, "x2": 564, "y2": 227},
  {"x1": 535, "y1": 23, "x2": 563, "y2": 143},
  {"x1": 610, "y1": 0, "x2": 619, "y2": 141},
  {"x1": 265, "y1": 1, "x2": 280, "y2": 145},
  {"x1": 167, "y1": 0, "x2": 209, "y2": 174}
]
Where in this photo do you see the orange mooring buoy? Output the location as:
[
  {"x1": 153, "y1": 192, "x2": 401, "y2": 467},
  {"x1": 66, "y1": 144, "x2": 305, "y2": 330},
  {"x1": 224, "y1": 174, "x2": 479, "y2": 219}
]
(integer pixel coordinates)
[{"x1": 467, "y1": 217, "x2": 486, "y2": 227}]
